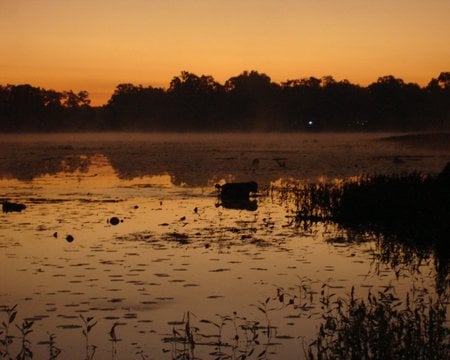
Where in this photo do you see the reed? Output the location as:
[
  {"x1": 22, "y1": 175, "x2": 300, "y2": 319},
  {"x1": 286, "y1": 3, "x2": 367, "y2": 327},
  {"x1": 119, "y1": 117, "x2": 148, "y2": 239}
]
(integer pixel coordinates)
[
  {"x1": 109, "y1": 323, "x2": 119, "y2": 360},
  {"x1": 276, "y1": 171, "x2": 450, "y2": 256},
  {"x1": 0, "y1": 305, "x2": 17, "y2": 358},
  {"x1": 306, "y1": 287, "x2": 449, "y2": 360},
  {"x1": 163, "y1": 311, "x2": 198, "y2": 359},
  {"x1": 1, "y1": 282, "x2": 448, "y2": 360},
  {"x1": 15, "y1": 319, "x2": 33, "y2": 360},
  {"x1": 80, "y1": 314, "x2": 97, "y2": 360},
  {"x1": 41, "y1": 333, "x2": 61, "y2": 360}
]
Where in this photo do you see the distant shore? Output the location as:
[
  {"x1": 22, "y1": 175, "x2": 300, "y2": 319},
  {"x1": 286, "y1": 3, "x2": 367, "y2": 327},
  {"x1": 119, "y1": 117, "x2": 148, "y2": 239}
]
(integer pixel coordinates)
[{"x1": 382, "y1": 132, "x2": 450, "y2": 150}]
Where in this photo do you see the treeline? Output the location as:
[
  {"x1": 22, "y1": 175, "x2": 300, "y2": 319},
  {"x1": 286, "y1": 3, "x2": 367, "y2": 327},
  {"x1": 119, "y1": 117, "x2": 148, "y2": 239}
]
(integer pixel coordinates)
[
  {"x1": 0, "y1": 85, "x2": 97, "y2": 132},
  {"x1": 1, "y1": 71, "x2": 449, "y2": 132}
]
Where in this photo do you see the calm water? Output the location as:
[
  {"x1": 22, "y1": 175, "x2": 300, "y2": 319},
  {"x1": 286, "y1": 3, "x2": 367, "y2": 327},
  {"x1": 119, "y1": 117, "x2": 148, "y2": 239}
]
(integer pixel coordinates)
[{"x1": 0, "y1": 133, "x2": 449, "y2": 359}]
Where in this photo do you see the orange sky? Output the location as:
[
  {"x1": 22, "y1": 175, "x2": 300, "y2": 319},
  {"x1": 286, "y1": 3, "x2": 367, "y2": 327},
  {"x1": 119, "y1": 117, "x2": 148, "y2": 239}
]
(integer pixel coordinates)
[{"x1": 1, "y1": 0, "x2": 449, "y2": 105}]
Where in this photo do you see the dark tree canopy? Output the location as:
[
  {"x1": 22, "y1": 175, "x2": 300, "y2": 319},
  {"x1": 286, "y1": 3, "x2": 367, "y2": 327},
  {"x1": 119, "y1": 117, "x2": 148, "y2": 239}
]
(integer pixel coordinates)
[{"x1": 0, "y1": 71, "x2": 449, "y2": 132}]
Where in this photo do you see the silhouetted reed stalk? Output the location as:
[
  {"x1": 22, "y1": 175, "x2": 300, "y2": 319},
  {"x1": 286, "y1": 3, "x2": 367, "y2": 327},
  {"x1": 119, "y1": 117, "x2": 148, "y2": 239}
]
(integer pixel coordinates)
[
  {"x1": 305, "y1": 287, "x2": 449, "y2": 360},
  {"x1": 165, "y1": 309, "x2": 276, "y2": 359},
  {"x1": 164, "y1": 312, "x2": 197, "y2": 359},
  {"x1": 44, "y1": 333, "x2": 61, "y2": 360},
  {"x1": 277, "y1": 172, "x2": 448, "y2": 234},
  {"x1": 254, "y1": 297, "x2": 278, "y2": 342},
  {"x1": 2, "y1": 279, "x2": 447, "y2": 360},
  {"x1": 0, "y1": 304, "x2": 17, "y2": 358},
  {"x1": 199, "y1": 314, "x2": 230, "y2": 348},
  {"x1": 80, "y1": 314, "x2": 97, "y2": 360},
  {"x1": 16, "y1": 319, "x2": 34, "y2": 360},
  {"x1": 273, "y1": 171, "x2": 450, "y2": 278},
  {"x1": 240, "y1": 320, "x2": 260, "y2": 350},
  {"x1": 109, "y1": 323, "x2": 119, "y2": 360},
  {"x1": 0, "y1": 306, "x2": 39, "y2": 360}
]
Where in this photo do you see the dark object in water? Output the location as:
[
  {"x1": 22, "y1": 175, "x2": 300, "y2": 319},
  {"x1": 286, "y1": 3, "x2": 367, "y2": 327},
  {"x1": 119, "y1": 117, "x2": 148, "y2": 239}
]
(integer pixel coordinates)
[
  {"x1": 215, "y1": 181, "x2": 258, "y2": 211},
  {"x1": 2, "y1": 201, "x2": 26, "y2": 213},
  {"x1": 219, "y1": 199, "x2": 258, "y2": 211},
  {"x1": 167, "y1": 232, "x2": 190, "y2": 245},
  {"x1": 216, "y1": 181, "x2": 258, "y2": 201},
  {"x1": 66, "y1": 234, "x2": 74, "y2": 243},
  {"x1": 109, "y1": 217, "x2": 120, "y2": 225}
]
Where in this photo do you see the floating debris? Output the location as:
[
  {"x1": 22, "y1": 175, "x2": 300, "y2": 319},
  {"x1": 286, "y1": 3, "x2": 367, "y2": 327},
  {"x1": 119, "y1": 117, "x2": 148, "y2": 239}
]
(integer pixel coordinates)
[
  {"x1": 166, "y1": 232, "x2": 190, "y2": 245},
  {"x1": 215, "y1": 181, "x2": 259, "y2": 211},
  {"x1": 216, "y1": 181, "x2": 258, "y2": 201},
  {"x1": 2, "y1": 201, "x2": 26, "y2": 213},
  {"x1": 109, "y1": 217, "x2": 120, "y2": 225}
]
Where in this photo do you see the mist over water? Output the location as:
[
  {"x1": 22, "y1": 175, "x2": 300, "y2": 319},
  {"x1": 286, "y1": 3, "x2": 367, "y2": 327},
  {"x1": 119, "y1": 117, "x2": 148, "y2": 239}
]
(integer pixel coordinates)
[
  {"x1": 1, "y1": 132, "x2": 448, "y2": 185},
  {"x1": 0, "y1": 132, "x2": 449, "y2": 359}
]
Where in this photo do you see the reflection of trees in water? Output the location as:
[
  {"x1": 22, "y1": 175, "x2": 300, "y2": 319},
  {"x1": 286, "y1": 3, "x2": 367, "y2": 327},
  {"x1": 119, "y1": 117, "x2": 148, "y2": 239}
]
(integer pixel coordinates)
[
  {"x1": 1, "y1": 133, "x2": 449, "y2": 185},
  {"x1": 0, "y1": 144, "x2": 94, "y2": 181},
  {"x1": 0, "y1": 142, "x2": 300, "y2": 186}
]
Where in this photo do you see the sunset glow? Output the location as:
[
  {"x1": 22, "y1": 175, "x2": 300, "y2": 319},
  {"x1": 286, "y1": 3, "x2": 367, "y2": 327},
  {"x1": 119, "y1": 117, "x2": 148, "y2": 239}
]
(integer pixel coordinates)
[{"x1": 1, "y1": 0, "x2": 449, "y2": 105}]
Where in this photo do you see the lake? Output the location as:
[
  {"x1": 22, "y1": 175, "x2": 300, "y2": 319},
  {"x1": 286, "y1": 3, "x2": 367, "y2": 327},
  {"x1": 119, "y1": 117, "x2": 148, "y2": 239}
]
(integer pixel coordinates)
[{"x1": 0, "y1": 132, "x2": 449, "y2": 359}]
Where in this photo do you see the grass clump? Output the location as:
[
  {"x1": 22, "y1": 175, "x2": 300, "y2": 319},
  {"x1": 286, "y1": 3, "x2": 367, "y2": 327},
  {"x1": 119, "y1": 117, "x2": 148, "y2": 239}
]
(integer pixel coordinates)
[
  {"x1": 332, "y1": 173, "x2": 450, "y2": 245},
  {"x1": 306, "y1": 287, "x2": 450, "y2": 360},
  {"x1": 283, "y1": 165, "x2": 450, "y2": 255}
]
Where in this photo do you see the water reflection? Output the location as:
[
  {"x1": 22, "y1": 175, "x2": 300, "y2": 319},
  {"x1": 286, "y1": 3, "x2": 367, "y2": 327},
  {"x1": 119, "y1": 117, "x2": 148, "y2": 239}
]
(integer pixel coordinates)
[
  {"x1": 0, "y1": 133, "x2": 448, "y2": 359},
  {"x1": 1, "y1": 133, "x2": 449, "y2": 186},
  {"x1": 215, "y1": 181, "x2": 259, "y2": 211},
  {"x1": 216, "y1": 198, "x2": 258, "y2": 211}
]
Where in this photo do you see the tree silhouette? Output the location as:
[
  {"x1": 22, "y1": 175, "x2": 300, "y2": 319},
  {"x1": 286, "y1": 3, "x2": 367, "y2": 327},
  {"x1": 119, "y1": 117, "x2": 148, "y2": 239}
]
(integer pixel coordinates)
[
  {"x1": 437, "y1": 72, "x2": 450, "y2": 89},
  {"x1": 106, "y1": 83, "x2": 166, "y2": 130},
  {"x1": 0, "y1": 71, "x2": 449, "y2": 132},
  {"x1": 167, "y1": 71, "x2": 225, "y2": 130},
  {"x1": 224, "y1": 70, "x2": 281, "y2": 130}
]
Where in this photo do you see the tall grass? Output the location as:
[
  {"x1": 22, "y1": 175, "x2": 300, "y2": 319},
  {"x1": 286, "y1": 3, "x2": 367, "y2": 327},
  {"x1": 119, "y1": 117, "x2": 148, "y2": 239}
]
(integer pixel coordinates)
[
  {"x1": 274, "y1": 171, "x2": 450, "y2": 262},
  {"x1": 1, "y1": 283, "x2": 448, "y2": 360},
  {"x1": 306, "y1": 287, "x2": 449, "y2": 360},
  {"x1": 273, "y1": 171, "x2": 450, "y2": 299},
  {"x1": 332, "y1": 173, "x2": 449, "y2": 246}
]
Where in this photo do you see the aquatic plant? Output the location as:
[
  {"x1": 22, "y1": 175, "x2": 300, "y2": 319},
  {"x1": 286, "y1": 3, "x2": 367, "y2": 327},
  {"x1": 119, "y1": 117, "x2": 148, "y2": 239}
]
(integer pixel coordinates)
[
  {"x1": 80, "y1": 314, "x2": 97, "y2": 360},
  {"x1": 163, "y1": 311, "x2": 198, "y2": 359},
  {"x1": 0, "y1": 306, "x2": 42, "y2": 360},
  {"x1": 163, "y1": 308, "x2": 278, "y2": 359},
  {"x1": 305, "y1": 287, "x2": 450, "y2": 360},
  {"x1": 15, "y1": 319, "x2": 34, "y2": 360},
  {"x1": 0, "y1": 305, "x2": 17, "y2": 358},
  {"x1": 254, "y1": 298, "x2": 276, "y2": 342},
  {"x1": 199, "y1": 314, "x2": 230, "y2": 347},
  {"x1": 280, "y1": 172, "x2": 449, "y2": 242},
  {"x1": 109, "y1": 323, "x2": 119, "y2": 360},
  {"x1": 40, "y1": 333, "x2": 61, "y2": 360},
  {"x1": 331, "y1": 173, "x2": 449, "y2": 245},
  {"x1": 1, "y1": 277, "x2": 448, "y2": 360},
  {"x1": 274, "y1": 170, "x2": 450, "y2": 277}
]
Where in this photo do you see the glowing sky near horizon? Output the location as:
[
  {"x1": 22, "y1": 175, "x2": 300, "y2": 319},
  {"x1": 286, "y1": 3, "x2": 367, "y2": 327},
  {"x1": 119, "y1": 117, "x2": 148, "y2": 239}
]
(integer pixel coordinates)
[{"x1": 1, "y1": 0, "x2": 449, "y2": 105}]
